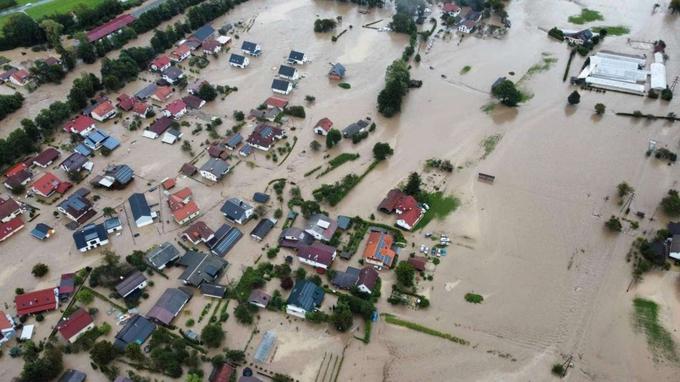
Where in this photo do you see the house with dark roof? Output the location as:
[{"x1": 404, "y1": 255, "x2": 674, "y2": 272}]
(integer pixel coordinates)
[
  {"x1": 15, "y1": 287, "x2": 59, "y2": 316},
  {"x1": 147, "y1": 287, "x2": 192, "y2": 325},
  {"x1": 104, "y1": 217, "x2": 122, "y2": 233},
  {"x1": 304, "y1": 214, "x2": 337, "y2": 242},
  {"x1": 248, "y1": 289, "x2": 271, "y2": 308},
  {"x1": 58, "y1": 273, "x2": 75, "y2": 300},
  {"x1": 115, "y1": 271, "x2": 148, "y2": 298},
  {"x1": 95, "y1": 164, "x2": 134, "y2": 189},
  {"x1": 241, "y1": 41, "x2": 262, "y2": 56},
  {"x1": 564, "y1": 29, "x2": 594, "y2": 45},
  {"x1": 271, "y1": 78, "x2": 293, "y2": 95},
  {"x1": 250, "y1": 218, "x2": 275, "y2": 241},
  {"x1": 60, "y1": 152, "x2": 93, "y2": 173},
  {"x1": 408, "y1": 256, "x2": 428, "y2": 272},
  {"x1": 183, "y1": 94, "x2": 206, "y2": 110},
  {"x1": 182, "y1": 221, "x2": 215, "y2": 245},
  {"x1": 229, "y1": 53, "x2": 249, "y2": 68},
  {"x1": 246, "y1": 125, "x2": 285, "y2": 151},
  {"x1": 221, "y1": 198, "x2": 254, "y2": 224},
  {"x1": 210, "y1": 363, "x2": 235, "y2": 382},
  {"x1": 278, "y1": 227, "x2": 314, "y2": 249},
  {"x1": 128, "y1": 193, "x2": 153, "y2": 228},
  {"x1": 329, "y1": 63, "x2": 346, "y2": 80},
  {"x1": 57, "y1": 308, "x2": 94, "y2": 343},
  {"x1": 378, "y1": 189, "x2": 406, "y2": 213},
  {"x1": 297, "y1": 242, "x2": 337, "y2": 269},
  {"x1": 191, "y1": 24, "x2": 215, "y2": 43},
  {"x1": 145, "y1": 242, "x2": 181, "y2": 270},
  {"x1": 288, "y1": 50, "x2": 306, "y2": 65},
  {"x1": 0, "y1": 311, "x2": 15, "y2": 345},
  {"x1": 226, "y1": 133, "x2": 243, "y2": 150},
  {"x1": 342, "y1": 119, "x2": 369, "y2": 138},
  {"x1": 33, "y1": 148, "x2": 60, "y2": 168},
  {"x1": 58, "y1": 369, "x2": 87, "y2": 382},
  {"x1": 4, "y1": 169, "x2": 32, "y2": 191},
  {"x1": 249, "y1": 107, "x2": 281, "y2": 122},
  {"x1": 331, "y1": 266, "x2": 360, "y2": 290},
  {"x1": 57, "y1": 190, "x2": 94, "y2": 222},
  {"x1": 208, "y1": 223, "x2": 243, "y2": 257},
  {"x1": 31, "y1": 223, "x2": 54, "y2": 240},
  {"x1": 135, "y1": 83, "x2": 158, "y2": 100},
  {"x1": 144, "y1": 116, "x2": 174, "y2": 139},
  {"x1": 286, "y1": 280, "x2": 324, "y2": 318},
  {"x1": 278, "y1": 65, "x2": 299, "y2": 80},
  {"x1": 200, "y1": 283, "x2": 226, "y2": 298},
  {"x1": 162, "y1": 66, "x2": 184, "y2": 84},
  {"x1": 199, "y1": 158, "x2": 230, "y2": 182},
  {"x1": 114, "y1": 315, "x2": 155, "y2": 351},
  {"x1": 253, "y1": 192, "x2": 269, "y2": 203},
  {"x1": 0, "y1": 196, "x2": 22, "y2": 223},
  {"x1": 442, "y1": 2, "x2": 461, "y2": 16},
  {"x1": 72, "y1": 223, "x2": 109, "y2": 252},
  {"x1": 117, "y1": 93, "x2": 135, "y2": 111},
  {"x1": 86, "y1": 14, "x2": 135, "y2": 42},
  {"x1": 202, "y1": 39, "x2": 221, "y2": 54},
  {"x1": 177, "y1": 251, "x2": 228, "y2": 286}
]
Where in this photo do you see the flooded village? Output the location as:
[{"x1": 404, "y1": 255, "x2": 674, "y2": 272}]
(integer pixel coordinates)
[{"x1": 0, "y1": 0, "x2": 680, "y2": 381}]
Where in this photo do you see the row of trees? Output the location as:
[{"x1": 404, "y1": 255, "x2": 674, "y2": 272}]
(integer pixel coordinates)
[
  {"x1": 132, "y1": 0, "x2": 210, "y2": 34},
  {"x1": 377, "y1": 59, "x2": 411, "y2": 117},
  {"x1": 0, "y1": 92, "x2": 23, "y2": 120}
]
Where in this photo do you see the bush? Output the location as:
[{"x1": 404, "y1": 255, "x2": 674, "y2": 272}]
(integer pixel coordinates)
[
  {"x1": 284, "y1": 105, "x2": 305, "y2": 118},
  {"x1": 200, "y1": 324, "x2": 225, "y2": 348},
  {"x1": 234, "y1": 303, "x2": 254, "y2": 325},
  {"x1": 548, "y1": 27, "x2": 564, "y2": 41},
  {"x1": 594, "y1": 103, "x2": 606, "y2": 115},
  {"x1": 661, "y1": 88, "x2": 673, "y2": 101},
  {"x1": 567, "y1": 90, "x2": 581, "y2": 105},
  {"x1": 661, "y1": 189, "x2": 680, "y2": 216},
  {"x1": 77, "y1": 289, "x2": 95, "y2": 305},
  {"x1": 605, "y1": 216, "x2": 622, "y2": 232},
  {"x1": 325, "y1": 129, "x2": 342, "y2": 148},
  {"x1": 338, "y1": 82, "x2": 351, "y2": 89},
  {"x1": 233, "y1": 110, "x2": 244, "y2": 121},
  {"x1": 464, "y1": 293, "x2": 484, "y2": 304},
  {"x1": 552, "y1": 363, "x2": 565, "y2": 377},
  {"x1": 314, "y1": 18, "x2": 337, "y2": 33},
  {"x1": 372, "y1": 142, "x2": 394, "y2": 161},
  {"x1": 31, "y1": 263, "x2": 49, "y2": 278},
  {"x1": 491, "y1": 79, "x2": 522, "y2": 107}
]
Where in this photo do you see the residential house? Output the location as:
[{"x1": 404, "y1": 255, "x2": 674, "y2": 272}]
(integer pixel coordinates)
[
  {"x1": 249, "y1": 107, "x2": 281, "y2": 121},
  {"x1": 91, "y1": 100, "x2": 117, "y2": 122},
  {"x1": 342, "y1": 119, "x2": 369, "y2": 138},
  {"x1": 278, "y1": 65, "x2": 299, "y2": 80},
  {"x1": 362, "y1": 230, "x2": 397, "y2": 269},
  {"x1": 63, "y1": 115, "x2": 96, "y2": 136},
  {"x1": 31, "y1": 172, "x2": 63, "y2": 198},
  {"x1": 95, "y1": 164, "x2": 134, "y2": 189},
  {"x1": 207, "y1": 223, "x2": 243, "y2": 257},
  {"x1": 132, "y1": 101, "x2": 152, "y2": 118},
  {"x1": 200, "y1": 283, "x2": 226, "y2": 299},
  {"x1": 229, "y1": 54, "x2": 249, "y2": 68},
  {"x1": 199, "y1": 158, "x2": 230, "y2": 182},
  {"x1": 115, "y1": 271, "x2": 148, "y2": 298},
  {"x1": 265, "y1": 96, "x2": 288, "y2": 109},
  {"x1": 188, "y1": 79, "x2": 209, "y2": 95},
  {"x1": 168, "y1": 187, "x2": 201, "y2": 225},
  {"x1": 72, "y1": 223, "x2": 109, "y2": 252},
  {"x1": 117, "y1": 93, "x2": 135, "y2": 111},
  {"x1": 458, "y1": 19, "x2": 477, "y2": 33},
  {"x1": 144, "y1": 117, "x2": 174, "y2": 139},
  {"x1": 163, "y1": 99, "x2": 187, "y2": 119},
  {"x1": 177, "y1": 251, "x2": 229, "y2": 287},
  {"x1": 183, "y1": 95, "x2": 206, "y2": 109},
  {"x1": 248, "y1": 289, "x2": 271, "y2": 309},
  {"x1": 241, "y1": 41, "x2": 262, "y2": 56},
  {"x1": 152, "y1": 86, "x2": 173, "y2": 102},
  {"x1": 57, "y1": 308, "x2": 94, "y2": 343},
  {"x1": 564, "y1": 29, "x2": 594, "y2": 45},
  {"x1": 442, "y1": 2, "x2": 461, "y2": 17},
  {"x1": 15, "y1": 287, "x2": 59, "y2": 316},
  {"x1": 10, "y1": 69, "x2": 30, "y2": 86},
  {"x1": 0, "y1": 311, "x2": 16, "y2": 345},
  {"x1": 4, "y1": 169, "x2": 32, "y2": 191},
  {"x1": 253, "y1": 192, "x2": 269, "y2": 203},
  {"x1": 135, "y1": 83, "x2": 158, "y2": 100},
  {"x1": 670, "y1": 234, "x2": 680, "y2": 261},
  {"x1": 58, "y1": 369, "x2": 87, "y2": 382},
  {"x1": 304, "y1": 213, "x2": 338, "y2": 242},
  {"x1": 0, "y1": 68, "x2": 16, "y2": 83},
  {"x1": 337, "y1": 215, "x2": 352, "y2": 230},
  {"x1": 182, "y1": 221, "x2": 215, "y2": 245},
  {"x1": 278, "y1": 227, "x2": 313, "y2": 249},
  {"x1": 288, "y1": 50, "x2": 306, "y2": 65},
  {"x1": 395, "y1": 194, "x2": 424, "y2": 230},
  {"x1": 58, "y1": 273, "x2": 75, "y2": 300},
  {"x1": 145, "y1": 242, "x2": 181, "y2": 270},
  {"x1": 162, "y1": 128, "x2": 182, "y2": 144},
  {"x1": 357, "y1": 267, "x2": 379, "y2": 294},
  {"x1": 378, "y1": 188, "x2": 407, "y2": 213},
  {"x1": 60, "y1": 153, "x2": 93, "y2": 173},
  {"x1": 286, "y1": 280, "x2": 324, "y2": 318},
  {"x1": 202, "y1": 39, "x2": 221, "y2": 54},
  {"x1": 210, "y1": 363, "x2": 235, "y2": 382},
  {"x1": 331, "y1": 266, "x2": 360, "y2": 290},
  {"x1": 0, "y1": 196, "x2": 22, "y2": 223},
  {"x1": 32, "y1": 148, "x2": 60, "y2": 168},
  {"x1": 57, "y1": 190, "x2": 94, "y2": 222},
  {"x1": 113, "y1": 315, "x2": 156, "y2": 351},
  {"x1": 0, "y1": 216, "x2": 24, "y2": 242},
  {"x1": 181, "y1": 163, "x2": 197, "y2": 176},
  {"x1": 271, "y1": 79, "x2": 293, "y2": 95},
  {"x1": 150, "y1": 55, "x2": 171, "y2": 72},
  {"x1": 5, "y1": 162, "x2": 28, "y2": 178},
  {"x1": 83, "y1": 129, "x2": 110, "y2": 151},
  {"x1": 246, "y1": 125, "x2": 285, "y2": 151},
  {"x1": 297, "y1": 242, "x2": 337, "y2": 270},
  {"x1": 146, "y1": 287, "x2": 192, "y2": 326},
  {"x1": 170, "y1": 44, "x2": 191, "y2": 62},
  {"x1": 104, "y1": 217, "x2": 122, "y2": 233},
  {"x1": 328, "y1": 63, "x2": 346, "y2": 80},
  {"x1": 191, "y1": 24, "x2": 215, "y2": 44},
  {"x1": 408, "y1": 256, "x2": 428, "y2": 272},
  {"x1": 250, "y1": 218, "x2": 275, "y2": 241},
  {"x1": 225, "y1": 133, "x2": 242, "y2": 150},
  {"x1": 221, "y1": 198, "x2": 254, "y2": 224},
  {"x1": 313, "y1": 118, "x2": 333, "y2": 136},
  {"x1": 162, "y1": 66, "x2": 184, "y2": 84},
  {"x1": 216, "y1": 35, "x2": 231, "y2": 45},
  {"x1": 128, "y1": 193, "x2": 153, "y2": 227},
  {"x1": 31, "y1": 223, "x2": 54, "y2": 240},
  {"x1": 86, "y1": 14, "x2": 135, "y2": 43}
]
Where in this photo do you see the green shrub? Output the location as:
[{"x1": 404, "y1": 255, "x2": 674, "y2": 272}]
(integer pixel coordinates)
[{"x1": 464, "y1": 293, "x2": 483, "y2": 304}]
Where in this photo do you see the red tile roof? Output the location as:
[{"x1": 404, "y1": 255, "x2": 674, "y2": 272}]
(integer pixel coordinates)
[
  {"x1": 362, "y1": 231, "x2": 396, "y2": 268},
  {"x1": 378, "y1": 189, "x2": 406, "y2": 213},
  {"x1": 132, "y1": 101, "x2": 150, "y2": 115},
  {"x1": 64, "y1": 115, "x2": 96, "y2": 134},
  {"x1": 164, "y1": 99, "x2": 186, "y2": 117},
  {"x1": 170, "y1": 44, "x2": 190, "y2": 60},
  {"x1": 32, "y1": 172, "x2": 61, "y2": 197},
  {"x1": 5, "y1": 162, "x2": 27, "y2": 177},
  {"x1": 150, "y1": 55, "x2": 171, "y2": 70},
  {"x1": 172, "y1": 200, "x2": 199, "y2": 223},
  {"x1": 56, "y1": 181, "x2": 73, "y2": 194},
  {"x1": 15, "y1": 287, "x2": 58, "y2": 316},
  {"x1": 0, "y1": 311, "x2": 12, "y2": 331},
  {"x1": 11, "y1": 69, "x2": 30, "y2": 83},
  {"x1": 172, "y1": 187, "x2": 192, "y2": 202},
  {"x1": 396, "y1": 195, "x2": 418, "y2": 212},
  {"x1": 86, "y1": 14, "x2": 136, "y2": 42},
  {"x1": 154, "y1": 86, "x2": 173, "y2": 101},
  {"x1": 33, "y1": 148, "x2": 60, "y2": 167},
  {"x1": 265, "y1": 96, "x2": 288, "y2": 109},
  {"x1": 182, "y1": 221, "x2": 214, "y2": 243},
  {"x1": 92, "y1": 100, "x2": 115, "y2": 118},
  {"x1": 161, "y1": 178, "x2": 176, "y2": 190},
  {"x1": 211, "y1": 364, "x2": 235, "y2": 382},
  {"x1": 0, "y1": 216, "x2": 23, "y2": 242},
  {"x1": 408, "y1": 256, "x2": 427, "y2": 271},
  {"x1": 397, "y1": 207, "x2": 422, "y2": 228},
  {"x1": 116, "y1": 94, "x2": 135, "y2": 111},
  {"x1": 315, "y1": 118, "x2": 333, "y2": 133},
  {"x1": 443, "y1": 3, "x2": 461, "y2": 13},
  {"x1": 202, "y1": 39, "x2": 220, "y2": 52},
  {"x1": 57, "y1": 308, "x2": 94, "y2": 341}
]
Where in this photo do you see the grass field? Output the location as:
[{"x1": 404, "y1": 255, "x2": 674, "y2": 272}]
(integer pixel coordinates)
[
  {"x1": 568, "y1": 8, "x2": 604, "y2": 25},
  {"x1": 592, "y1": 25, "x2": 630, "y2": 36},
  {"x1": 0, "y1": 0, "x2": 106, "y2": 30},
  {"x1": 382, "y1": 313, "x2": 469, "y2": 345},
  {"x1": 414, "y1": 191, "x2": 459, "y2": 231},
  {"x1": 633, "y1": 298, "x2": 678, "y2": 362}
]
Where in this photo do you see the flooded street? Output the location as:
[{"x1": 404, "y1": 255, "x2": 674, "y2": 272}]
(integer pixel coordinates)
[{"x1": 1, "y1": 0, "x2": 680, "y2": 380}]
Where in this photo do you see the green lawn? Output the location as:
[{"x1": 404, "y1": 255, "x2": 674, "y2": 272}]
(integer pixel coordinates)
[
  {"x1": 568, "y1": 8, "x2": 604, "y2": 25},
  {"x1": 592, "y1": 25, "x2": 630, "y2": 36},
  {"x1": 0, "y1": 0, "x2": 106, "y2": 31},
  {"x1": 633, "y1": 298, "x2": 678, "y2": 362},
  {"x1": 414, "y1": 192, "x2": 459, "y2": 231}
]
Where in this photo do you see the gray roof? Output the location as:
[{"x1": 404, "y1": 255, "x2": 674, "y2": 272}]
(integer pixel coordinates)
[
  {"x1": 229, "y1": 54, "x2": 246, "y2": 65},
  {"x1": 208, "y1": 224, "x2": 243, "y2": 257},
  {"x1": 199, "y1": 283, "x2": 226, "y2": 298},
  {"x1": 342, "y1": 120, "x2": 369, "y2": 137},
  {"x1": 177, "y1": 251, "x2": 228, "y2": 286},
  {"x1": 287, "y1": 279, "x2": 324, "y2": 312},
  {"x1": 248, "y1": 289, "x2": 271, "y2": 307},
  {"x1": 253, "y1": 192, "x2": 269, "y2": 203},
  {"x1": 278, "y1": 65, "x2": 296, "y2": 78},
  {"x1": 278, "y1": 227, "x2": 314, "y2": 249},
  {"x1": 288, "y1": 50, "x2": 305, "y2": 62},
  {"x1": 115, "y1": 271, "x2": 147, "y2": 298},
  {"x1": 145, "y1": 242, "x2": 180, "y2": 269},
  {"x1": 104, "y1": 164, "x2": 134, "y2": 185},
  {"x1": 147, "y1": 287, "x2": 192, "y2": 325},
  {"x1": 59, "y1": 369, "x2": 86, "y2": 382},
  {"x1": 162, "y1": 66, "x2": 183, "y2": 80},
  {"x1": 128, "y1": 193, "x2": 151, "y2": 221},
  {"x1": 135, "y1": 83, "x2": 157, "y2": 100},
  {"x1": 271, "y1": 78, "x2": 291, "y2": 92},
  {"x1": 72, "y1": 223, "x2": 108, "y2": 250},
  {"x1": 191, "y1": 24, "x2": 215, "y2": 42},
  {"x1": 226, "y1": 133, "x2": 242, "y2": 148},
  {"x1": 250, "y1": 218, "x2": 275, "y2": 240},
  {"x1": 331, "y1": 266, "x2": 360, "y2": 289},
  {"x1": 329, "y1": 63, "x2": 345, "y2": 77},
  {"x1": 220, "y1": 198, "x2": 253, "y2": 223},
  {"x1": 200, "y1": 158, "x2": 230, "y2": 179},
  {"x1": 103, "y1": 217, "x2": 122, "y2": 231},
  {"x1": 60, "y1": 152, "x2": 89, "y2": 172},
  {"x1": 304, "y1": 213, "x2": 338, "y2": 241},
  {"x1": 671, "y1": 234, "x2": 680, "y2": 253},
  {"x1": 337, "y1": 215, "x2": 352, "y2": 230},
  {"x1": 58, "y1": 192, "x2": 92, "y2": 218},
  {"x1": 114, "y1": 315, "x2": 156, "y2": 351}
]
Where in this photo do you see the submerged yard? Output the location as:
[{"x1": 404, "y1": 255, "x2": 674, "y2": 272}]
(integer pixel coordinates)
[
  {"x1": 414, "y1": 192, "x2": 459, "y2": 231},
  {"x1": 633, "y1": 298, "x2": 678, "y2": 362}
]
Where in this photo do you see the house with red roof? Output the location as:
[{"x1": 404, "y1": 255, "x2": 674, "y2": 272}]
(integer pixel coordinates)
[
  {"x1": 163, "y1": 99, "x2": 187, "y2": 119},
  {"x1": 57, "y1": 308, "x2": 94, "y2": 343},
  {"x1": 442, "y1": 2, "x2": 461, "y2": 16},
  {"x1": 170, "y1": 44, "x2": 191, "y2": 62},
  {"x1": 0, "y1": 216, "x2": 23, "y2": 242},
  {"x1": 132, "y1": 100, "x2": 152, "y2": 118},
  {"x1": 0, "y1": 311, "x2": 15, "y2": 345},
  {"x1": 182, "y1": 221, "x2": 215, "y2": 244},
  {"x1": 209, "y1": 363, "x2": 235, "y2": 382},
  {"x1": 116, "y1": 94, "x2": 135, "y2": 111},
  {"x1": 10, "y1": 69, "x2": 30, "y2": 86},
  {"x1": 4, "y1": 162, "x2": 27, "y2": 178},
  {"x1": 31, "y1": 172, "x2": 63, "y2": 198},
  {"x1": 246, "y1": 125, "x2": 286, "y2": 151},
  {"x1": 202, "y1": 39, "x2": 221, "y2": 55},
  {"x1": 0, "y1": 196, "x2": 22, "y2": 223},
  {"x1": 357, "y1": 266, "x2": 379, "y2": 294},
  {"x1": 313, "y1": 118, "x2": 333, "y2": 136},
  {"x1": 15, "y1": 287, "x2": 59, "y2": 316},
  {"x1": 362, "y1": 230, "x2": 397, "y2": 270},
  {"x1": 150, "y1": 55, "x2": 171, "y2": 72},
  {"x1": 64, "y1": 115, "x2": 96, "y2": 136},
  {"x1": 377, "y1": 189, "x2": 425, "y2": 231},
  {"x1": 297, "y1": 242, "x2": 337, "y2": 270},
  {"x1": 265, "y1": 96, "x2": 288, "y2": 109},
  {"x1": 86, "y1": 14, "x2": 136, "y2": 43},
  {"x1": 91, "y1": 100, "x2": 117, "y2": 122},
  {"x1": 32, "y1": 148, "x2": 60, "y2": 168},
  {"x1": 152, "y1": 86, "x2": 173, "y2": 102},
  {"x1": 168, "y1": 187, "x2": 200, "y2": 225}
]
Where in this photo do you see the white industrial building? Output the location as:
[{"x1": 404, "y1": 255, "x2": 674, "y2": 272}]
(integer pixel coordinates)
[
  {"x1": 650, "y1": 52, "x2": 667, "y2": 91},
  {"x1": 577, "y1": 50, "x2": 668, "y2": 95}
]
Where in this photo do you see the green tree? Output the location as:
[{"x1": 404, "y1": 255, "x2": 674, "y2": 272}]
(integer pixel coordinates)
[
  {"x1": 198, "y1": 83, "x2": 218, "y2": 102},
  {"x1": 604, "y1": 216, "x2": 622, "y2": 232},
  {"x1": 491, "y1": 79, "x2": 522, "y2": 107},
  {"x1": 617, "y1": 182, "x2": 633, "y2": 198},
  {"x1": 103, "y1": 207, "x2": 116, "y2": 217},
  {"x1": 326, "y1": 128, "x2": 342, "y2": 148},
  {"x1": 201, "y1": 324, "x2": 225, "y2": 348},
  {"x1": 314, "y1": 18, "x2": 337, "y2": 33},
  {"x1": 568, "y1": 90, "x2": 581, "y2": 105},
  {"x1": 40, "y1": 19, "x2": 64, "y2": 51},
  {"x1": 331, "y1": 302, "x2": 354, "y2": 332},
  {"x1": 372, "y1": 142, "x2": 394, "y2": 161},
  {"x1": 661, "y1": 189, "x2": 680, "y2": 216},
  {"x1": 21, "y1": 343, "x2": 63, "y2": 382},
  {"x1": 670, "y1": 0, "x2": 680, "y2": 13},
  {"x1": 234, "y1": 303, "x2": 254, "y2": 325},
  {"x1": 225, "y1": 349, "x2": 245, "y2": 363},
  {"x1": 31, "y1": 263, "x2": 49, "y2": 278},
  {"x1": 395, "y1": 261, "x2": 416, "y2": 288},
  {"x1": 403, "y1": 172, "x2": 422, "y2": 197},
  {"x1": 2, "y1": 13, "x2": 45, "y2": 48},
  {"x1": 77, "y1": 288, "x2": 95, "y2": 305},
  {"x1": 310, "y1": 140, "x2": 322, "y2": 152},
  {"x1": 125, "y1": 343, "x2": 144, "y2": 362},
  {"x1": 76, "y1": 33, "x2": 97, "y2": 64},
  {"x1": 594, "y1": 103, "x2": 606, "y2": 115},
  {"x1": 90, "y1": 340, "x2": 118, "y2": 365},
  {"x1": 661, "y1": 88, "x2": 673, "y2": 101}
]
